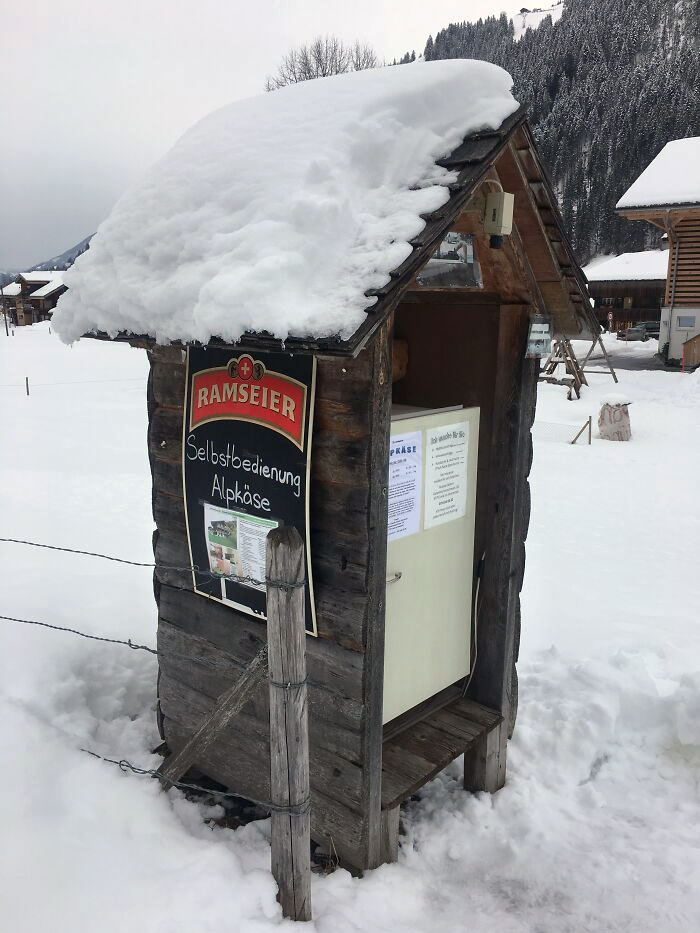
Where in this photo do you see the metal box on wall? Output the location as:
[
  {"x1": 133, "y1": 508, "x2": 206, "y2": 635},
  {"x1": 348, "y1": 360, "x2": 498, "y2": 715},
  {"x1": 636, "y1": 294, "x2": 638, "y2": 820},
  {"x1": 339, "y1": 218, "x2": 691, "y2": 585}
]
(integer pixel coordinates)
[{"x1": 383, "y1": 405, "x2": 480, "y2": 724}]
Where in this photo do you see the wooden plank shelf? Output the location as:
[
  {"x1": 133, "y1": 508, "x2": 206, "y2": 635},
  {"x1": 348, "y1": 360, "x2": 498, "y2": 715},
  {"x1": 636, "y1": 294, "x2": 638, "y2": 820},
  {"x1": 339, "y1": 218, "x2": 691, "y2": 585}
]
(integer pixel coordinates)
[{"x1": 380, "y1": 697, "x2": 501, "y2": 810}]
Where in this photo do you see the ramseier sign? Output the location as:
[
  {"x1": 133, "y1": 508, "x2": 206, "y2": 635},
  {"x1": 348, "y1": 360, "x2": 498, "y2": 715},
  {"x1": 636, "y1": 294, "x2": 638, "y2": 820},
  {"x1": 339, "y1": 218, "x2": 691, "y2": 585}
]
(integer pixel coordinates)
[
  {"x1": 189, "y1": 352, "x2": 308, "y2": 447},
  {"x1": 182, "y1": 347, "x2": 317, "y2": 634}
]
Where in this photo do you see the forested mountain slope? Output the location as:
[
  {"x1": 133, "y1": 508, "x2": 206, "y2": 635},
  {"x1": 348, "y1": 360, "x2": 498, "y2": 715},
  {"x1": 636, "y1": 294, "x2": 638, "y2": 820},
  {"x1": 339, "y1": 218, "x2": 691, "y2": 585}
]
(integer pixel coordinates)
[{"x1": 424, "y1": 0, "x2": 700, "y2": 262}]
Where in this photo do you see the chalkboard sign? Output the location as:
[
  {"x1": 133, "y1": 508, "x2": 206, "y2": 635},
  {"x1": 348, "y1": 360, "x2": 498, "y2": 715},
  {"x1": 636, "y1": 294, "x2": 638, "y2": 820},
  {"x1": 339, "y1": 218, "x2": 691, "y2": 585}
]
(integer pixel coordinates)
[{"x1": 182, "y1": 347, "x2": 317, "y2": 635}]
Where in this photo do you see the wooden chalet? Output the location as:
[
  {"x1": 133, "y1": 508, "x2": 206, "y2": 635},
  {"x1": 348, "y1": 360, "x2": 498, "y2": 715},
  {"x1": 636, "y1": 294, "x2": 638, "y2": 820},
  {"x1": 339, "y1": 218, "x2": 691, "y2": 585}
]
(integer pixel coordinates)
[
  {"x1": 585, "y1": 250, "x2": 666, "y2": 331},
  {"x1": 617, "y1": 138, "x2": 700, "y2": 363},
  {"x1": 26, "y1": 276, "x2": 67, "y2": 318},
  {"x1": 9, "y1": 272, "x2": 66, "y2": 326},
  {"x1": 123, "y1": 103, "x2": 597, "y2": 871}
]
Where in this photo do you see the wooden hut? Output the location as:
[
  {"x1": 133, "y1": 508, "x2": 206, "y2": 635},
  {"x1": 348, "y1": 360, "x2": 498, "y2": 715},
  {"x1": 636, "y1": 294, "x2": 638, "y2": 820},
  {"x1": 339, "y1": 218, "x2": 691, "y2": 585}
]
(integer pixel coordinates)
[
  {"x1": 617, "y1": 138, "x2": 700, "y2": 363},
  {"x1": 55, "y1": 67, "x2": 595, "y2": 871},
  {"x1": 142, "y1": 109, "x2": 595, "y2": 870}
]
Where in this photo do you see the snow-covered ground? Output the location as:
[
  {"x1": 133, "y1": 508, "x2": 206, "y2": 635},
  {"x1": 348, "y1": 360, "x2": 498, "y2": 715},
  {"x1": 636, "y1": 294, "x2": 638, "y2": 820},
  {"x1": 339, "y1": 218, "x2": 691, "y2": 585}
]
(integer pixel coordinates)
[
  {"x1": 2, "y1": 324, "x2": 700, "y2": 931},
  {"x1": 512, "y1": 2, "x2": 564, "y2": 41}
]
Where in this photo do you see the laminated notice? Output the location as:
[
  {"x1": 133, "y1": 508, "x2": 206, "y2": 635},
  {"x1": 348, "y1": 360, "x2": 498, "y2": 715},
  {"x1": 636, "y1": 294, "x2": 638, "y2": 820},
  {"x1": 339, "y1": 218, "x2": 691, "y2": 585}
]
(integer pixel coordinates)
[
  {"x1": 425, "y1": 421, "x2": 468, "y2": 529},
  {"x1": 388, "y1": 430, "x2": 422, "y2": 541}
]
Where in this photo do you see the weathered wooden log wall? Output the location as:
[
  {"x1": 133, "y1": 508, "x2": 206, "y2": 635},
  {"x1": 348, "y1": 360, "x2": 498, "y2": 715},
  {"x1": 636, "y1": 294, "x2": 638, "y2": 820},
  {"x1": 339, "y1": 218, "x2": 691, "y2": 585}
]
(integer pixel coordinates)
[
  {"x1": 465, "y1": 304, "x2": 538, "y2": 780},
  {"x1": 148, "y1": 324, "x2": 392, "y2": 870}
]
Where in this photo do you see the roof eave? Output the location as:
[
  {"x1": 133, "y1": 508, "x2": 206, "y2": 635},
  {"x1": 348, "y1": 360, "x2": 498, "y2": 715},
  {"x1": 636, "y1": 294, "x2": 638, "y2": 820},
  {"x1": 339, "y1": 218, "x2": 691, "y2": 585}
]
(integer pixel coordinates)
[
  {"x1": 348, "y1": 103, "x2": 532, "y2": 354},
  {"x1": 617, "y1": 203, "x2": 700, "y2": 216},
  {"x1": 588, "y1": 277, "x2": 666, "y2": 285},
  {"x1": 83, "y1": 329, "x2": 360, "y2": 358}
]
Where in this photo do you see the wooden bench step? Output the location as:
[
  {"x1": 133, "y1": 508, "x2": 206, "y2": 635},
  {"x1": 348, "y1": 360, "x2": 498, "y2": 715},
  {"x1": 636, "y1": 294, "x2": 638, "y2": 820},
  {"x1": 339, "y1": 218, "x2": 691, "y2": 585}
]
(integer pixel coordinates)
[{"x1": 380, "y1": 696, "x2": 501, "y2": 810}]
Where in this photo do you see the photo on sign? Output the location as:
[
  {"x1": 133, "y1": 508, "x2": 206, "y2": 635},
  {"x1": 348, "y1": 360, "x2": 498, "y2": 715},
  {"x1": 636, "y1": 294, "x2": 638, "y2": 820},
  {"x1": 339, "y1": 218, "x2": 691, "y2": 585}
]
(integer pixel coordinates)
[{"x1": 203, "y1": 502, "x2": 278, "y2": 593}]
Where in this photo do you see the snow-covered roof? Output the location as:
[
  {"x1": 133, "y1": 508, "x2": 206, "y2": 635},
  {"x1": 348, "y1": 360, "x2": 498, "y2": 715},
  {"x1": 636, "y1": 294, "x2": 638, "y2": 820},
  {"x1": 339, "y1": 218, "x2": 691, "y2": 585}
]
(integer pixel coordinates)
[
  {"x1": 1, "y1": 282, "x2": 21, "y2": 297},
  {"x1": 616, "y1": 138, "x2": 700, "y2": 210},
  {"x1": 584, "y1": 250, "x2": 668, "y2": 283},
  {"x1": 53, "y1": 60, "x2": 519, "y2": 346},
  {"x1": 30, "y1": 277, "x2": 65, "y2": 298},
  {"x1": 19, "y1": 270, "x2": 63, "y2": 284}
]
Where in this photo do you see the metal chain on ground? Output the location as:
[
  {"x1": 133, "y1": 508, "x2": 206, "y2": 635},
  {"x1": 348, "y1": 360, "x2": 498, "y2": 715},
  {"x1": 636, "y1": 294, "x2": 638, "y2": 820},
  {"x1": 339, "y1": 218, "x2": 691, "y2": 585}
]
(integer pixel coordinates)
[{"x1": 80, "y1": 748, "x2": 311, "y2": 815}]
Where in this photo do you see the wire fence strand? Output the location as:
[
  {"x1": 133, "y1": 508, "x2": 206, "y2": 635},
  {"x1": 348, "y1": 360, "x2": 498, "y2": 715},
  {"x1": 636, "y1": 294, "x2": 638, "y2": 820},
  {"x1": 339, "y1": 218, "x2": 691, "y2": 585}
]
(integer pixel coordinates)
[
  {"x1": 0, "y1": 535, "x2": 306, "y2": 669},
  {"x1": 0, "y1": 537, "x2": 304, "y2": 590},
  {"x1": 1, "y1": 536, "x2": 313, "y2": 818},
  {"x1": 0, "y1": 613, "x2": 158, "y2": 654},
  {"x1": 80, "y1": 752, "x2": 310, "y2": 816},
  {"x1": 0, "y1": 612, "x2": 267, "y2": 671}
]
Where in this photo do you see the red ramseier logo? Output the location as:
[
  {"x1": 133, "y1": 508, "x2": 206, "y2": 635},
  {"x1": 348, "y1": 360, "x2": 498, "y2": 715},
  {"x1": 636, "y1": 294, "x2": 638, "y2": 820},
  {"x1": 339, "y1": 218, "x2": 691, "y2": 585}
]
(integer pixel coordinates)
[{"x1": 190, "y1": 355, "x2": 307, "y2": 448}]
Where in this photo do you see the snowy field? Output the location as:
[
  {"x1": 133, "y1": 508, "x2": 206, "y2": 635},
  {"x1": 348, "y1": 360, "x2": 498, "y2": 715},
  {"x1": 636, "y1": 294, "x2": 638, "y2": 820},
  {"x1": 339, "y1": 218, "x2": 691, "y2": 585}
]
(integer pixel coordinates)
[{"x1": 1, "y1": 324, "x2": 700, "y2": 932}]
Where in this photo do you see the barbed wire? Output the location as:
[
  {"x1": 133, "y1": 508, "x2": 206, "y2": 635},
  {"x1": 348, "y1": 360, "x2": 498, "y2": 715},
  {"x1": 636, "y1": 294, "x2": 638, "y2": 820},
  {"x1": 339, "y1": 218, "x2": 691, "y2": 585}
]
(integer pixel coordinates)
[
  {"x1": 0, "y1": 537, "x2": 304, "y2": 591},
  {"x1": 0, "y1": 611, "x2": 267, "y2": 671},
  {"x1": 0, "y1": 536, "x2": 163, "y2": 567},
  {"x1": 0, "y1": 613, "x2": 158, "y2": 654},
  {"x1": 1, "y1": 543, "x2": 311, "y2": 816},
  {"x1": 80, "y1": 748, "x2": 311, "y2": 815},
  {"x1": 0, "y1": 533, "x2": 306, "y2": 672}
]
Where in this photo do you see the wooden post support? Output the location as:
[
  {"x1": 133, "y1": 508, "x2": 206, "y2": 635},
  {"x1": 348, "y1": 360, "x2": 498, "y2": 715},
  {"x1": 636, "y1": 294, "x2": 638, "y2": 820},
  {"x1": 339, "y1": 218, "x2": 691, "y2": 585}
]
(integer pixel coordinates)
[
  {"x1": 464, "y1": 721, "x2": 507, "y2": 793},
  {"x1": 379, "y1": 806, "x2": 400, "y2": 865},
  {"x1": 266, "y1": 527, "x2": 312, "y2": 922}
]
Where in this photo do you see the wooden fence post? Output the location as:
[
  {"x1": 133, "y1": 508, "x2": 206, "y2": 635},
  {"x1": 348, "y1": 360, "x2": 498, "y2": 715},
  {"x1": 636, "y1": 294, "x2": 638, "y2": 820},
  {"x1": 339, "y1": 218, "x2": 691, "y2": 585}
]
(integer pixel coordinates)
[{"x1": 266, "y1": 527, "x2": 312, "y2": 922}]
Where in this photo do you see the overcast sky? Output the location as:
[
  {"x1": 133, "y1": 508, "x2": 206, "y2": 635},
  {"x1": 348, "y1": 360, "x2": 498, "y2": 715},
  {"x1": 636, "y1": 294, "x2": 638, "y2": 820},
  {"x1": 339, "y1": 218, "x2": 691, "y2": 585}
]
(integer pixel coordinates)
[{"x1": 1, "y1": 0, "x2": 515, "y2": 269}]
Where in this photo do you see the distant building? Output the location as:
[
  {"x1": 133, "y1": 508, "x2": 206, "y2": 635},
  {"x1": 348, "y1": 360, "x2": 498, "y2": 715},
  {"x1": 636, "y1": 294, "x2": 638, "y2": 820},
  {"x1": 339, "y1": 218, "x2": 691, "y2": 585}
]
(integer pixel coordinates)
[
  {"x1": 4, "y1": 271, "x2": 66, "y2": 326},
  {"x1": 617, "y1": 138, "x2": 700, "y2": 364},
  {"x1": 584, "y1": 250, "x2": 667, "y2": 330},
  {"x1": 23, "y1": 275, "x2": 67, "y2": 319},
  {"x1": 0, "y1": 281, "x2": 21, "y2": 325}
]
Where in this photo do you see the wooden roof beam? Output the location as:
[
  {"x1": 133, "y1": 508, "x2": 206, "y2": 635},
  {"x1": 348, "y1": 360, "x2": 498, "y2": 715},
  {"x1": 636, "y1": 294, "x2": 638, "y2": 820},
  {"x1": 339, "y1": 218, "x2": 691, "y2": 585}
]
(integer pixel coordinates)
[{"x1": 497, "y1": 141, "x2": 562, "y2": 281}]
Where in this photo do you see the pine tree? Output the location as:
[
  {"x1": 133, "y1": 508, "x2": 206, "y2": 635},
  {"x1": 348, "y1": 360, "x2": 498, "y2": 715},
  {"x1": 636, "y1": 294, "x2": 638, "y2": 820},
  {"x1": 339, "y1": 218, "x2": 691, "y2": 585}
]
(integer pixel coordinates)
[{"x1": 424, "y1": 0, "x2": 700, "y2": 262}]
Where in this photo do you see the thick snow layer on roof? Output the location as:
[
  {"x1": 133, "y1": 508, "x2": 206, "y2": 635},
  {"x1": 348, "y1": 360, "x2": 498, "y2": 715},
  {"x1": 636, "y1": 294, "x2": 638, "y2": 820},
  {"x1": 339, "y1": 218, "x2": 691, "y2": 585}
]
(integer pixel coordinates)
[
  {"x1": 584, "y1": 250, "x2": 668, "y2": 282},
  {"x1": 53, "y1": 60, "x2": 519, "y2": 345},
  {"x1": 616, "y1": 138, "x2": 700, "y2": 209},
  {"x1": 512, "y1": 2, "x2": 563, "y2": 41},
  {"x1": 20, "y1": 270, "x2": 63, "y2": 283},
  {"x1": 30, "y1": 277, "x2": 65, "y2": 298},
  {"x1": 1, "y1": 282, "x2": 21, "y2": 297}
]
